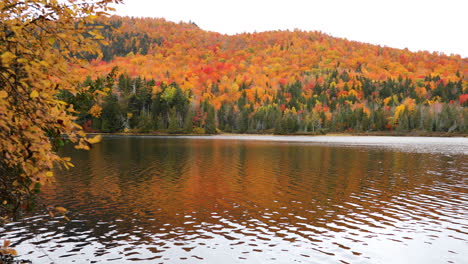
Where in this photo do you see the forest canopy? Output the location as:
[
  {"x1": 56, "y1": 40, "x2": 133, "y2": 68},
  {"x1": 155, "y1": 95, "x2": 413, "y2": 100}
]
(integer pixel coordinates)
[{"x1": 71, "y1": 16, "x2": 467, "y2": 135}]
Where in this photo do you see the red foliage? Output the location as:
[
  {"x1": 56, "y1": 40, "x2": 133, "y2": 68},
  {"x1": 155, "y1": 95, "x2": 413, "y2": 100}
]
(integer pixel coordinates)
[
  {"x1": 83, "y1": 120, "x2": 97, "y2": 133},
  {"x1": 459, "y1": 94, "x2": 468, "y2": 105},
  {"x1": 202, "y1": 66, "x2": 214, "y2": 75},
  {"x1": 279, "y1": 78, "x2": 287, "y2": 86}
]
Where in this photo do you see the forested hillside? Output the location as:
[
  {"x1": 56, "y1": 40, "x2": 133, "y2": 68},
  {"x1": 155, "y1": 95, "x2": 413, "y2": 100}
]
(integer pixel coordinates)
[{"x1": 68, "y1": 16, "x2": 468, "y2": 134}]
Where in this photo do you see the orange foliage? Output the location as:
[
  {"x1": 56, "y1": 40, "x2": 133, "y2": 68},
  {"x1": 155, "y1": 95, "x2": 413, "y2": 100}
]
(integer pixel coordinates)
[{"x1": 78, "y1": 16, "x2": 466, "y2": 110}]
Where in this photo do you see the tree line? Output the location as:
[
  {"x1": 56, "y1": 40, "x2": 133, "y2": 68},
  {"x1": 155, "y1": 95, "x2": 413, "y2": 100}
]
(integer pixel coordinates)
[{"x1": 64, "y1": 68, "x2": 467, "y2": 135}]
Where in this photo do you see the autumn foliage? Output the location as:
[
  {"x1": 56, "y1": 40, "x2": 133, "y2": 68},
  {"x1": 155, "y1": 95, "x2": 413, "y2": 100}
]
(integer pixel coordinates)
[
  {"x1": 0, "y1": 0, "x2": 121, "y2": 220},
  {"x1": 74, "y1": 16, "x2": 467, "y2": 134}
]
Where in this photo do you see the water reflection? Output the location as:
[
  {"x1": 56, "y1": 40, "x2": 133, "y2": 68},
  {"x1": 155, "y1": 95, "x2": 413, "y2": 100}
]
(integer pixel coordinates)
[{"x1": 1, "y1": 136, "x2": 467, "y2": 263}]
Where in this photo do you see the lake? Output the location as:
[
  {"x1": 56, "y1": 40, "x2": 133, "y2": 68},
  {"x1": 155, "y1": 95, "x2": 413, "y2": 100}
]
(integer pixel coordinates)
[{"x1": 1, "y1": 135, "x2": 467, "y2": 263}]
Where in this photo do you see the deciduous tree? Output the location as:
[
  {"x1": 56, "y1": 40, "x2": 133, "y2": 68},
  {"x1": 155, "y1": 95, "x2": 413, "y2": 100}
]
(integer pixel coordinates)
[{"x1": 0, "y1": 0, "x2": 121, "y2": 220}]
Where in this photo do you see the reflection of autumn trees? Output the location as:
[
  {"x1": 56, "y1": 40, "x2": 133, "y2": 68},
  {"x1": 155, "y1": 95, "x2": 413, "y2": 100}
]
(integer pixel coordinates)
[{"x1": 41, "y1": 139, "x2": 466, "y2": 241}]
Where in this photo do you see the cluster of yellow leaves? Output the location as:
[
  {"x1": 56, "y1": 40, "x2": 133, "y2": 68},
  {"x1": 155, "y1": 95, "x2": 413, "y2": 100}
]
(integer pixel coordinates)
[
  {"x1": 394, "y1": 98, "x2": 416, "y2": 121},
  {"x1": 0, "y1": 0, "x2": 121, "y2": 216},
  {"x1": 89, "y1": 104, "x2": 103, "y2": 118}
]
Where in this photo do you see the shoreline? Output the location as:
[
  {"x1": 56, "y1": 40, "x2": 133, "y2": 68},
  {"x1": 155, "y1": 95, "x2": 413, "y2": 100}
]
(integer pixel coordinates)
[{"x1": 85, "y1": 131, "x2": 468, "y2": 138}]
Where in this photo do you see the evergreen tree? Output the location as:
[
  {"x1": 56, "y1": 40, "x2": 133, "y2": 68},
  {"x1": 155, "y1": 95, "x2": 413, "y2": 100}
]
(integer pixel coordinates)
[
  {"x1": 101, "y1": 94, "x2": 123, "y2": 132},
  {"x1": 205, "y1": 105, "x2": 217, "y2": 134},
  {"x1": 183, "y1": 108, "x2": 194, "y2": 133},
  {"x1": 168, "y1": 107, "x2": 180, "y2": 133}
]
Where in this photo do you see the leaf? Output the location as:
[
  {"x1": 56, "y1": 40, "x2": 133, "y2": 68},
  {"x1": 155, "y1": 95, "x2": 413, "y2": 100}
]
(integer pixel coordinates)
[
  {"x1": 30, "y1": 90, "x2": 39, "y2": 98},
  {"x1": 55, "y1": 206, "x2": 68, "y2": 213},
  {"x1": 0, "y1": 248, "x2": 17, "y2": 256},
  {"x1": 48, "y1": 37, "x2": 56, "y2": 45},
  {"x1": 7, "y1": 248, "x2": 17, "y2": 255},
  {"x1": 87, "y1": 135, "x2": 102, "y2": 144},
  {"x1": 3, "y1": 240, "x2": 11, "y2": 248},
  {"x1": 94, "y1": 90, "x2": 108, "y2": 96},
  {"x1": 0, "y1": 91, "x2": 7, "y2": 98},
  {"x1": 1, "y1": 51, "x2": 16, "y2": 64}
]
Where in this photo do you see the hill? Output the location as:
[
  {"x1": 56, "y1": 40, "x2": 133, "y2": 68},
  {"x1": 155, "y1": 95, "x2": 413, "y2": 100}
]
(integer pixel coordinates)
[{"x1": 67, "y1": 16, "x2": 467, "y2": 134}]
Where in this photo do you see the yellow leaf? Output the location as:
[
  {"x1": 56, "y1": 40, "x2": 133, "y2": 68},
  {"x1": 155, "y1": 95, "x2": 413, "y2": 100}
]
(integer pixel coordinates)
[
  {"x1": 54, "y1": 100, "x2": 68, "y2": 105},
  {"x1": 94, "y1": 90, "x2": 107, "y2": 96},
  {"x1": 46, "y1": 171, "x2": 54, "y2": 177},
  {"x1": 87, "y1": 135, "x2": 102, "y2": 144},
  {"x1": 1, "y1": 51, "x2": 16, "y2": 64},
  {"x1": 0, "y1": 91, "x2": 7, "y2": 98},
  {"x1": 30, "y1": 90, "x2": 39, "y2": 98},
  {"x1": 55, "y1": 206, "x2": 68, "y2": 213},
  {"x1": 72, "y1": 123, "x2": 83, "y2": 129}
]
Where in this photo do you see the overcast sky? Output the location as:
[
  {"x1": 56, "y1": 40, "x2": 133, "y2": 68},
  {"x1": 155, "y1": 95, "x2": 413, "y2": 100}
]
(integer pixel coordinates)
[{"x1": 114, "y1": 0, "x2": 468, "y2": 58}]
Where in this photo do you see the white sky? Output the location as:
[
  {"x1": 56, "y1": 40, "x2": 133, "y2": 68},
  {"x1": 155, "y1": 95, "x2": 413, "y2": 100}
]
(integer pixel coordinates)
[{"x1": 114, "y1": 0, "x2": 468, "y2": 58}]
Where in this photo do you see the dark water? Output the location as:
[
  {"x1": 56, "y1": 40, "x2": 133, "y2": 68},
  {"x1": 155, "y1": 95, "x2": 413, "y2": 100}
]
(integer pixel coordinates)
[{"x1": 1, "y1": 136, "x2": 467, "y2": 264}]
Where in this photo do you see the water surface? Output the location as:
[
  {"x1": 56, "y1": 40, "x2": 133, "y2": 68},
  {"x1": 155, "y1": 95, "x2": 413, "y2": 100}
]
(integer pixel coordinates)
[{"x1": 1, "y1": 136, "x2": 467, "y2": 263}]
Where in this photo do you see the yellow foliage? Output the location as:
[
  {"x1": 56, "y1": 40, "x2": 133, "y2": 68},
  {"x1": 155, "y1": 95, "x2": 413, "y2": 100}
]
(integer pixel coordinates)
[
  {"x1": 30, "y1": 90, "x2": 39, "y2": 98},
  {"x1": 348, "y1": 89, "x2": 358, "y2": 98},
  {"x1": 87, "y1": 135, "x2": 102, "y2": 144},
  {"x1": 383, "y1": 97, "x2": 392, "y2": 106},
  {"x1": 152, "y1": 85, "x2": 162, "y2": 94},
  {"x1": 394, "y1": 98, "x2": 416, "y2": 121},
  {"x1": 394, "y1": 104, "x2": 406, "y2": 121},
  {"x1": 0, "y1": 91, "x2": 8, "y2": 98},
  {"x1": 1, "y1": 51, "x2": 16, "y2": 65},
  {"x1": 415, "y1": 86, "x2": 427, "y2": 98},
  {"x1": 89, "y1": 104, "x2": 103, "y2": 118},
  {"x1": 403, "y1": 98, "x2": 416, "y2": 112},
  {"x1": 0, "y1": 0, "x2": 123, "y2": 219},
  {"x1": 55, "y1": 207, "x2": 68, "y2": 214}
]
